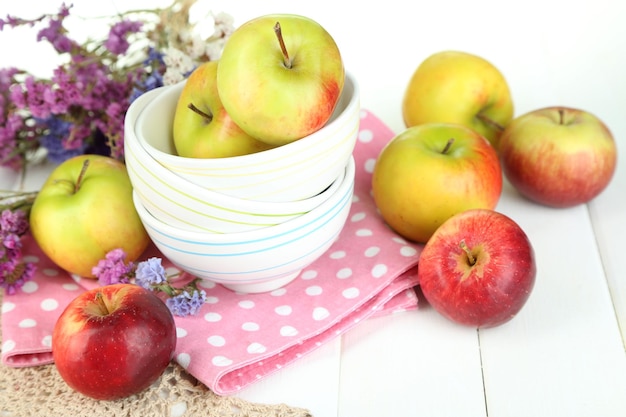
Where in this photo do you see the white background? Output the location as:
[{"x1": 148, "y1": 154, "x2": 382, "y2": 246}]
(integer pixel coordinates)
[{"x1": 2, "y1": 1, "x2": 626, "y2": 416}]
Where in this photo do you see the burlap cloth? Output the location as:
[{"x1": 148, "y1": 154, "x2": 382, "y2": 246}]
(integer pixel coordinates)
[{"x1": 0, "y1": 290, "x2": 312, "y2": 417}]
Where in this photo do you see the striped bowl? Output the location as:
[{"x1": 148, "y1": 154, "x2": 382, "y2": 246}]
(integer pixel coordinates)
[
  {"x1": 125, "y1": 88, "x2": 342, "y2": 234},
  {"x1": 131, "y1": 156, "x2": 355, "y2": 294}
]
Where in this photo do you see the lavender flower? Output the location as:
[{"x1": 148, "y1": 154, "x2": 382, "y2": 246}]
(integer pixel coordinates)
[
  {"x1": 0, "y1": 209, "x2": 29, "y2": 236},
  {"x1": 0, "y1": 258, "x2": 36, "y2": 295},
  {"x1": 129, "y1": 48, "x2": 165, "y2": 103},
  {"x1": 94, "y1": 249, "x2": 206, "y2": 317},
  {"x1": 36, "y1": 15, "x2": 75, "y2": 54},
  {"x1": 0, "y1": 209, "x2": 36, "y2": 295},
  {"x1": 0, "y1": 0, "x2": 233, "y2": 169},
  {"x1": 92, "y1": 248, "x2": 135, "y2": 286},
  {"x1": 135, "y1": 257, "x2": 167, "y2": 289},
  {"x1": 105, "y1": 20, "x2": 142, "y2": 55},
  {"x1": 166, "y1": 289, "x2": 208, "y2": 317},
  {"x1": 37, "y1": 117, "x2": 86, "y2": 163}
]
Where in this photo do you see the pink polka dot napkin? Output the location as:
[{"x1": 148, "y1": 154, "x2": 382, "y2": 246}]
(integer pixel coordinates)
[{"x1": 1, "y1": 110, "x2": 423, "y2": 395}]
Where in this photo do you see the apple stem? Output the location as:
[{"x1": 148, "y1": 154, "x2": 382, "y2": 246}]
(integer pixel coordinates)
[
  {"x1": 476, "y1": 113, "x2": 505, "y2": 132},
  {"x1": 274, "y1": 21, "x2": 292, "y2": 69},
  {"x1": 94, "y1": 292, "x2": 110, "y2": 315},
  {"x1": 459, "y1": 239, "x2": 476, "y2": 266},
  {"x1": 441, "y1": 138, "x2": 455, "y2": 154},
  {"x1": 74, "y1": 158, "x2": 90, "y2": 194},
  {"x1": 187, "y1": 103, "x2": 213, "y2": 122},
  {"x1": 558, "y1": 108, "x2": 565, "y2": 124}
]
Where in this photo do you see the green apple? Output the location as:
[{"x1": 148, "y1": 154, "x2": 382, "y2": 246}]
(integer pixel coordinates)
[
  {"x1": 402, "y1": 50, "x2": 514, "y2": 149},
  {"x1": 172, "y1": 61, "x2": 274, "y2": 158},
  {"x1": 30, "y1": 154, "x2": 150, "y2": 278},
  {"x1": 372, "y1": 123, "x2": 503, "y2": 243},
  {"x1": 216, "y1": 14, "x2": 345, "y2": 146},
  {"x1": 499, "y1": 106, "x2": 617, "y2": 207}
]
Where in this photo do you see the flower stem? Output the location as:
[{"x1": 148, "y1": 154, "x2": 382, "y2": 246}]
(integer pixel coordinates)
[{"x1": 0, "y1": 190, "x2": 39, "y2": 213}]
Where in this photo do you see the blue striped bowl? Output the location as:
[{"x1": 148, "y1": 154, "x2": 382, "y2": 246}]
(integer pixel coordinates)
[{"x1": 132, "y1": 156, "x2": 355, "y2": 293}]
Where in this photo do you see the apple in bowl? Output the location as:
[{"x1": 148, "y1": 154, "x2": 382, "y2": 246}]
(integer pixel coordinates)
[
  {"x1": 417, "y1": 208, "x2": 536, "y2": 328},
  {"x1": 217, "y1": 13, "x2": 345, "y2": 146},
  {"x1": 499, "y1": 106, "x2": 617, "y2": 208},
  {"x1": 172, "y1": 60, "x2": 274, "y2": 158}
]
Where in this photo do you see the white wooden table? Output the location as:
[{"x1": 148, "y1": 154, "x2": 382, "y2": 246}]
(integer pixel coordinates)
[{"x1": 3, "y1": 0, "x2": 626, "y2": 415}]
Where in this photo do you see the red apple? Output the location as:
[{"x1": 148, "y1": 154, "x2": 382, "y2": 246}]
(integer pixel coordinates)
[
  {"x1": 499, "y1": 106, "x2": 617, "y2": 208},
  {"x1": 52, "y1": 283, "x2": 177, "y2": 400},
  {"x1": 417, "y1": 209, "x2": 536, "y2": 328}
]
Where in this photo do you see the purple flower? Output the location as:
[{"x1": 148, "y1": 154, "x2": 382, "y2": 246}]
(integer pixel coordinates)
[
  {"x1": 165, "y1": 289, "x2": 207, "y2": 317},
  {"x1": 0, "y1": 67, "x2": 19, "y2": 88},
  {"x1": 37, "y1": 116, "x2": 87, "y2": 163},
  {"x1": 93, "y1": 248, "x2": 135, "y2": 286},
  {"x1": 0, "y1": 2, "x2": 233, "y2": 170},
  {"x1": 0, "y1": 113, "x2": 25, "y2": 170},
  {"x1": 129, "y1": 48, "x2": 165, "y2": 103},
  {"x1": 0, "y1": 209, "x2": 29, "y2": 236},
  {"x1": 36, "y1": 17, "x2": 74, "y2": 54},
  {"x1": 17, "y1": 76, "x2": 52, "y2": 119},
  {"x1": 0, "y1": 258, "x2": 36, "y2": 295},
  {"x1": 2, "y1": 233, "x2": 21, "y2": 251},
  {"x1": 105, "y1": 20, "x2": 142, "y2": 55},
  {"x1": 135, "y1": 257, "x2": 167, "y2": 289}
]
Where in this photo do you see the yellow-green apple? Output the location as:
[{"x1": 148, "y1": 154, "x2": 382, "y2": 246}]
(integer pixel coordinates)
[
  {"x1": 29, "y1": 154, "x2": 150, "y2": 278},
  {"x1": 499, "y1": 106, "x2": 617, "y2": 208},
  {"x1": 52, "y1": 283, "x2": 177, "y2": 400},
  {"x1": 172, "y1": 61, "x2": 274, "y2": 158},
  {"x1": 417, "y1": 208, "x2": 536, "y2": 328},
  {"x1": 402, "y1": 50, "x2": 514, "y2": 149},
  {"x1": 371, "y1": 123, "x2": 502, "y2": 243},
  {"x1": 216, "y1": 14, "x2": 345, "y2": 146}
]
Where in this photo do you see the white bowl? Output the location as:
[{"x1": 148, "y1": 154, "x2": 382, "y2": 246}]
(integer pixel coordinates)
[
  {"x1": 132, "y1": 156, "x2": 356, "y2": 294},
  {"x1": 124, "y1": 88, "x2": 343, "y2": 234},
  {"x1": 135, "y1": 72, "x2": 360, "y2": 202}
]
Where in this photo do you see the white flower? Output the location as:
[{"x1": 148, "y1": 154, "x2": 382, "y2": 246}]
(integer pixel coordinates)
[
  {"x1": 188, "y1": 35, "x2": 209, "y2": 59},
  {"x1": 205, "y1": 38, "x2": 226, "y2": 61},
  {"x1": 162, "y1": 67, "x2": 185, "y2": 86},
  {"x1": 163, "y1": 46, "x2": 195, "y2": 75},
  {"x1": 212, "y1": 11, "x2": 235, "y2": 37}
]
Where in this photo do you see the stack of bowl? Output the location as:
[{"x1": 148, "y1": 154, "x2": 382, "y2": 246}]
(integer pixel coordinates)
[{"x1": 124, "y1": 73, "x2": 360, "y2": 293}]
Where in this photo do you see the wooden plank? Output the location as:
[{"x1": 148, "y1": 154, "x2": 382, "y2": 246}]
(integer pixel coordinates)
[
  {"x1": 479, "y1": 183, "x2": 626, "y2": 416},
  {"x1": 588, "y1": 143, "x2": 626, "y2": 345},
  {"x1": 338, "y1": 309, "x2": 487, "y2": 417}
]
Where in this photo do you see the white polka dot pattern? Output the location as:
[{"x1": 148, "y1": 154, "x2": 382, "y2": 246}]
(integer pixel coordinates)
[{"x1": 0, "y1": 110, "x2": 422, "y2": 396}]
